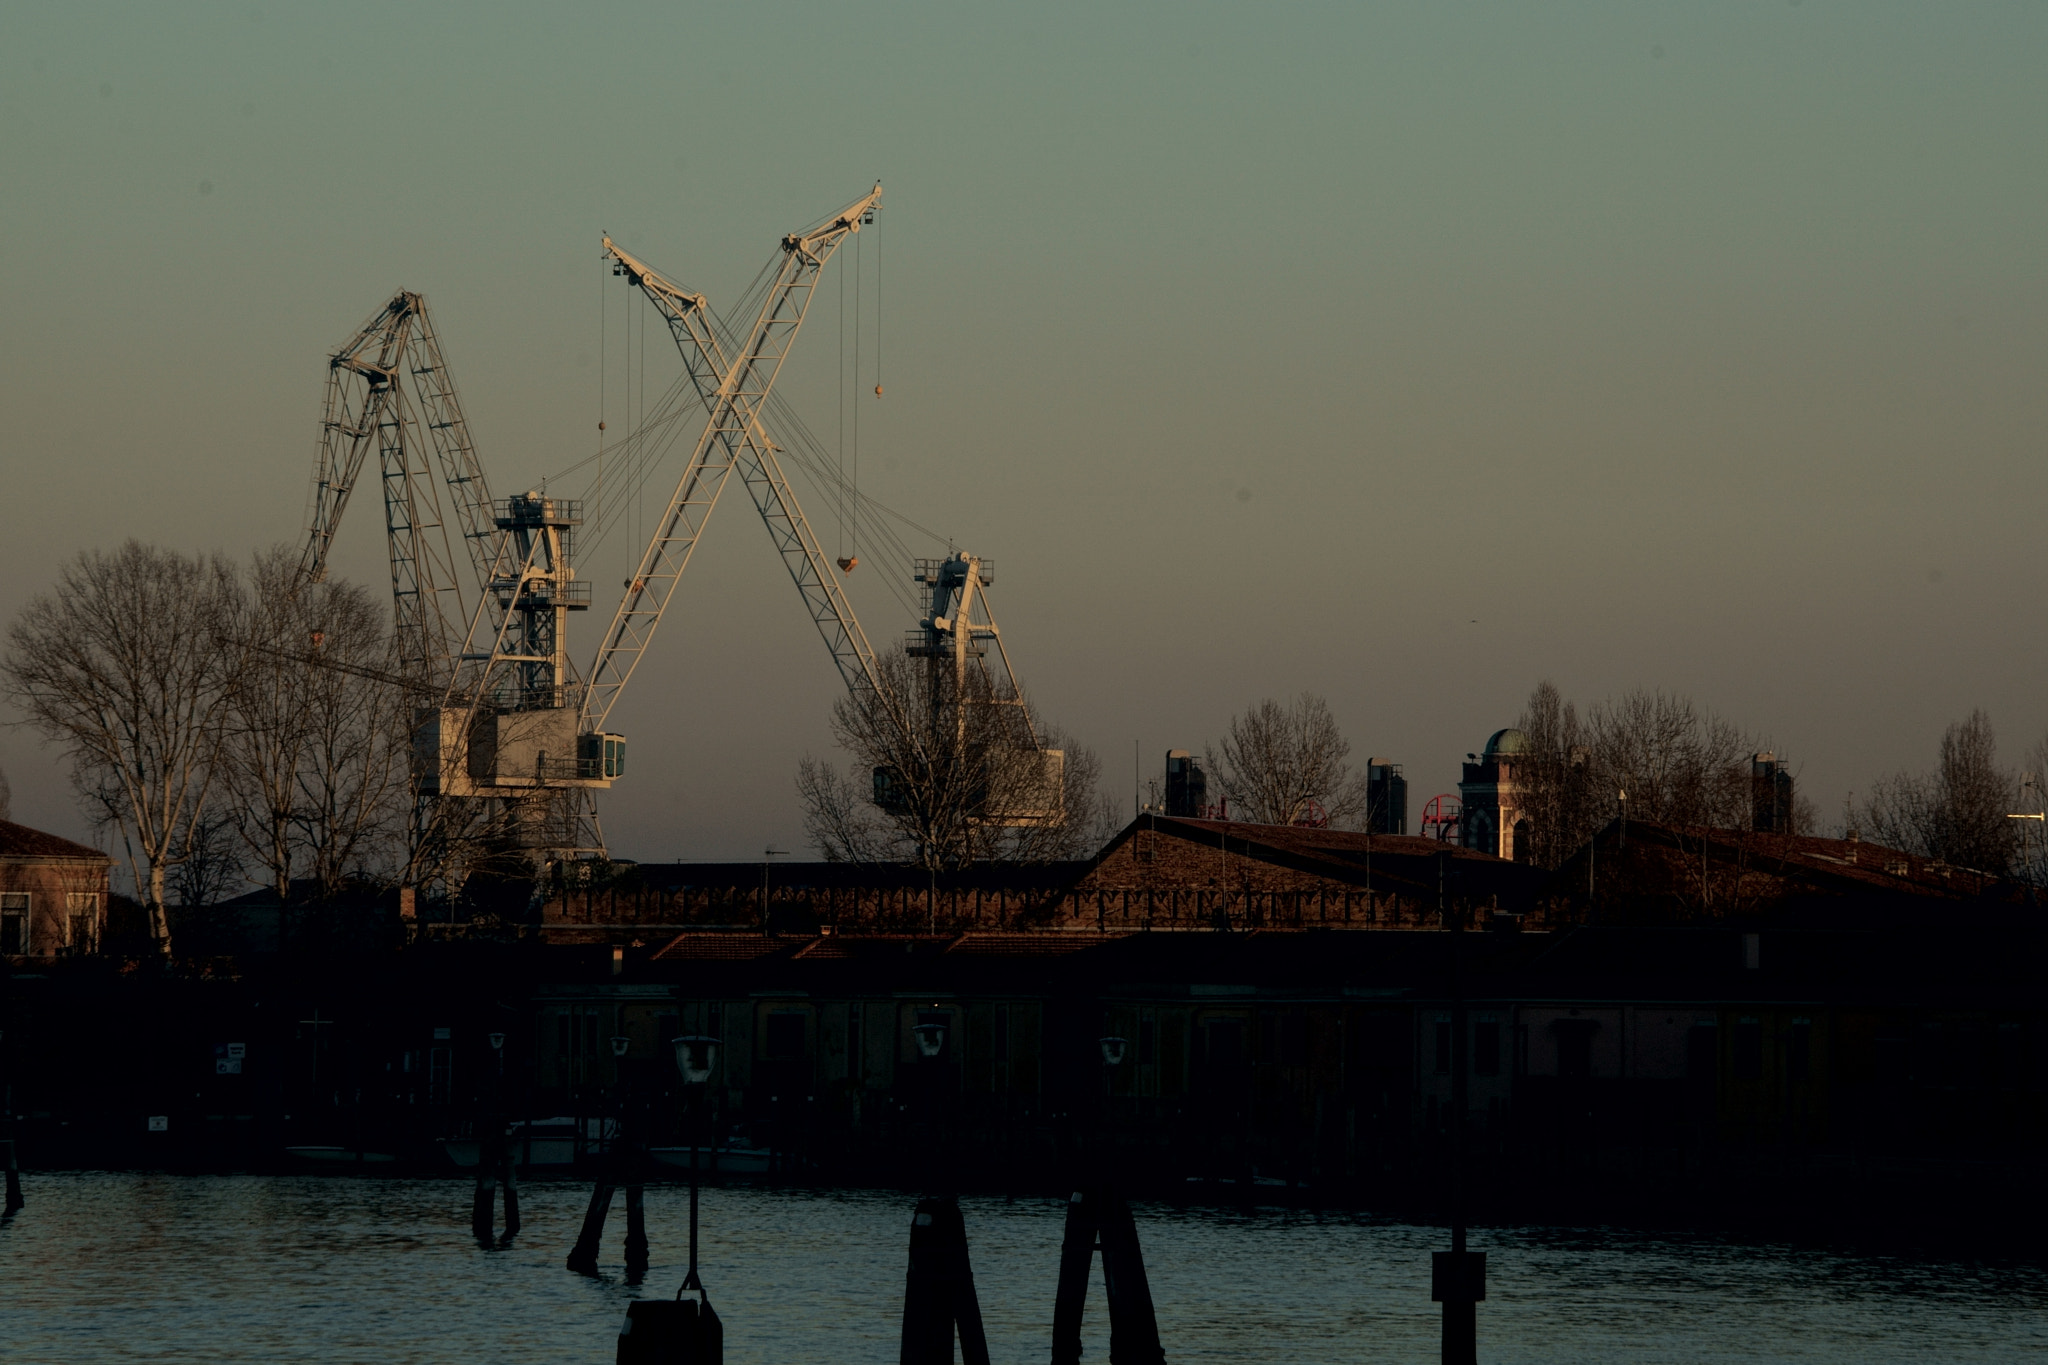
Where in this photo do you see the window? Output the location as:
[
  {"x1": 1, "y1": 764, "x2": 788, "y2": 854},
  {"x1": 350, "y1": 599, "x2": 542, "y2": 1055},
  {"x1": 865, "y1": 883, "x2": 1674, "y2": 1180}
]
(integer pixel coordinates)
[
  {"x1": 1997, "y1": 1022, "x2": 2023, "y2": 1085},
  {"x1": 1473, "y1": 1021, "x2": 1501, "y2": 1076},
  {"x1": 1204, "y1": 1018, "x2": 1243, "y2": 1069},
  {"x1": 1788, "y1": 1018, "x2": 1812, "y2": 1083},
  {"x1": 66, "y1": 892, "x2": 100, "y2": 952},
  {"x1": 994, "y1": 1005, "x2": 1010, "y2": 1061},
  {"x1": 1733, "y1": 1017, "x2": 1763, "y2": 1080},
  {"x1": 1687, "y1": 1022, "x2": 1718, "y2": 1084},
  {"x1": 1554, "y1": 1021, "x2": 1596, "y2": 1079},
  {"x1": 849, "y1": 1007, "x2": 865, "y2": 1081},
  {"x1": 0, "y1": 893, "x2": 27, "y2": 954},
  {"x1": 1138, "y1": 1016, "x2": 1156, "y2": 1066},
  {"x1": 1281, "y1": 1011, "x2": 1309, "y2": 1067},
  {"x1": 1434, "y1": 1021, "x2": 1453, "y2": 1075},
  {"x1": 766, "y1": 1012, "x2": 806, "y2": 1061}
]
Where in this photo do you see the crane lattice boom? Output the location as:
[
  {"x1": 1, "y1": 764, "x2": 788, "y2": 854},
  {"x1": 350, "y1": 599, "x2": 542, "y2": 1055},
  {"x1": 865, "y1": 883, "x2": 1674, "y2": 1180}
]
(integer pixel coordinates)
[{"x1": 585, "y1": 184, "x2": 891, "y2": 735}]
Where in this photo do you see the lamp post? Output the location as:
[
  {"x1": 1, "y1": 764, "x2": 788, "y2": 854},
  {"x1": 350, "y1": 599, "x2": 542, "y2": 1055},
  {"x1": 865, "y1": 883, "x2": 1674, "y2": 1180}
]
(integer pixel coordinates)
[
  {"x1": 473, "y1": 1029, "x2": 519, "y2": 1243},
  {"x1": 899, "y1": 1014, "x2": 992, "y2": 1365},
  {"x1": 1050, "y1": 1033, "x2": 1162, "y2": 1365},
  {"x1": 616, "y1": 1034, "x2": 725, "y2": 1363},
  {"x1": 1097, "y1": 1035, "x2": 1127, "y2": 1152},
  {"x1": 1433, "y1": 861, "x2": 1483, "y2": 1365},
  {"x1": 671, "y1": 1034, "x2": 721, "y2": 1296}
]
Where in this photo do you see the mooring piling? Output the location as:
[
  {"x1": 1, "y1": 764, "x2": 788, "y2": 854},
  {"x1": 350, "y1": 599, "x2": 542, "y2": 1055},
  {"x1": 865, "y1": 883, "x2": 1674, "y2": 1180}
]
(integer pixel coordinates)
[
  {"x1": 567, "y1": 1177, "x2": 619, "y2": 1276},
  {"x1": 899, "y1": 1195, "x2": 991, "y2": 1365},
  {"x1": 2, "y1": 1138, "x2": 21, "y2": 1215},
  {"x1": 1052, "y1": 1187, "x2": 1165, "y2": 1365}
]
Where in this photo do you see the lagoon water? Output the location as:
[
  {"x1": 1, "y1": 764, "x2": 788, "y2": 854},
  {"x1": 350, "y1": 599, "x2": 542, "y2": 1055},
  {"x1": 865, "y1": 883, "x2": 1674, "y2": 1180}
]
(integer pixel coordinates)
[{"x1": 1, "y1": 1173, "x2": 2043, "y2": 1363}]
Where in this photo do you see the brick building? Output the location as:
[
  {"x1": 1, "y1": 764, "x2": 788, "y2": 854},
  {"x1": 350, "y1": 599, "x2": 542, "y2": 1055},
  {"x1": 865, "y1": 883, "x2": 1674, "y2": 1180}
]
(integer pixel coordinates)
[
  {"x1": 1064, "y1": 815, "x2": 1545, "y2": 929},
  {"x1": 0, "y1": 819, "x2": 112, "y2": 957}
]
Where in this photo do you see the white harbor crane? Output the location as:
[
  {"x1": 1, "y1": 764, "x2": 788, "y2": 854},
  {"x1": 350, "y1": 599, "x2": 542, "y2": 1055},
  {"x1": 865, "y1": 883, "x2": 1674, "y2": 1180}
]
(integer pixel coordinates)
[
  {"x1": 309, "y1": 186, "x2": 1062, "y2": 886},
  {"x1": 301, "y1": 291, "x2": 498, "y2": 685}
]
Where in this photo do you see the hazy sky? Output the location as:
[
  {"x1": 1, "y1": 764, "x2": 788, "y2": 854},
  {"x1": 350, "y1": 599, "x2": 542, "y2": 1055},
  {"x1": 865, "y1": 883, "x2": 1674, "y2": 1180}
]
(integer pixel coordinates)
[{"x1": 4, "y1": 2, "x2": 2045, "y2": 867}]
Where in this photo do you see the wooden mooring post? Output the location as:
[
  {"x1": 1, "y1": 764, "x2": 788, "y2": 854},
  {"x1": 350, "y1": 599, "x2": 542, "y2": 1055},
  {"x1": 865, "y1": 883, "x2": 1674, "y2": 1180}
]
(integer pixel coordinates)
[
  {"x1": 469, "y1": 1126, "x2": 520, "y2": 1245},
  {"x1": 898, "y1": 1196, "x2": 991, "y2": 1365},
  {"x1": 2, "y1": 1137, "x2": 21, "y2": 1214},
  {"x1": 568, "y1": 1148, "x2": 649, "y2": 1280},
  {"x1": 1050, "y1": 1187, "x2": 1164, "y2": 1365}
]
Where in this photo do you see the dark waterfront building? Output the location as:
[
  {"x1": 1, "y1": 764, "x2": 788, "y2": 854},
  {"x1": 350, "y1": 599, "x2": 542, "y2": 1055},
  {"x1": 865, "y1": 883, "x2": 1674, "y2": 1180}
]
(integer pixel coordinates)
[{"x1": 2, "y1": 818, "x2": 2043, "y2": 1234}]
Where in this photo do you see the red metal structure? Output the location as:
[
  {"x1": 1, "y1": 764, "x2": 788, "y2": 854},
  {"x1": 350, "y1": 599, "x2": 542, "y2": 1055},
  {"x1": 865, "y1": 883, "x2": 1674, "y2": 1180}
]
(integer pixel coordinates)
[{"x1": 1420, "y1": 794, "x2": 1462, "y2": 844}]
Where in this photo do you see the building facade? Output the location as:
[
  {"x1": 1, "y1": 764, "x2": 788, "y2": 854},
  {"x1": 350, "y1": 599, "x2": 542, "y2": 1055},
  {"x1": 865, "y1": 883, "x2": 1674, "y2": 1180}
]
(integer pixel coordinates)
[
  {"x1": 1459, "y1": 729, "x2": 1530, "y2": 861},
  {"x1": 0, "y1": 819, "x2": 112, "y2": 956}
]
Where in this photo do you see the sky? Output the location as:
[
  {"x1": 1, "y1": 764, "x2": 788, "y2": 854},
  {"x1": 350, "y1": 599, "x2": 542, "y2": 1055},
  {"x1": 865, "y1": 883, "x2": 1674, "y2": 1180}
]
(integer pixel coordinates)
[{"x1": 3, "y1": 2, "x2": 2045, "y2": 869}]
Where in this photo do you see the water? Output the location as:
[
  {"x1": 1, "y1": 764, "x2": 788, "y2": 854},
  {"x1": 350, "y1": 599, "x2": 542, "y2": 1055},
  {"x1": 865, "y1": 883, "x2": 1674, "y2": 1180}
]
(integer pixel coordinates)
[{"x1": 1, "y1": 1173, "x2": 2043, "y2": 1363}]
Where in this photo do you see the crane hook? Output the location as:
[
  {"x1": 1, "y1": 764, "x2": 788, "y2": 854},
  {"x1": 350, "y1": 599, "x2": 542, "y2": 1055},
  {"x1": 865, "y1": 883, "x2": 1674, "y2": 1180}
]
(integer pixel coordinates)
[
  {"x1": 837, "y1": 556, "x2": 859, "y2": 574},
  {"x1": 874, "y1": 384, "x2": 883, "y2": 397}
]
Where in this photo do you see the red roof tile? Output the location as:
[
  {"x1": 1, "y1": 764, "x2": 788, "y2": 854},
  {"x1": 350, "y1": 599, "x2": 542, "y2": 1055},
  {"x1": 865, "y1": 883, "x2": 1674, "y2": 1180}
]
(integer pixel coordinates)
[{"x1": 0, "y1": 820, "x2": 108, "y2": 862}]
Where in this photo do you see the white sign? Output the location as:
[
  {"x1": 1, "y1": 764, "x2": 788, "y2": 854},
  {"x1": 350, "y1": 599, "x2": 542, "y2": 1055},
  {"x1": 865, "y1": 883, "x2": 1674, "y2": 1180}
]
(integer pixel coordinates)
[
  {"x1": 214, "y1": 1043, "x2": 244, "y2": 1075},
  {"x1": 146, "y1": 1115, "x2": 168, "y2": 1132}
]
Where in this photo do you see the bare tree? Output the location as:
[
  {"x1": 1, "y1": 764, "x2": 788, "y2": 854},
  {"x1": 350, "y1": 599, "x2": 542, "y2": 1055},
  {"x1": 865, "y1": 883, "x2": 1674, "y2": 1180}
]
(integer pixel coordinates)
[
  {"x1": 1512, "y1": 681, "x2": 1602, "y2": 869},
  {"x1": 1587, "y1": 689, "x2": 1752, "y2": 829},
  {"x1": 1001, "y1": 723, "x2": 1115, "y2": 862},
  {"x1": 801, "y1": 646, "x2": 1099, "y2": 868},
  {"x1": 223, "y1": 547, "x2": 314, "y2": 901},
  {"x1": 796, "y1": 756, "x2": 893, "y2": 863},
  {"x1": 1206, "y1": 692, "x2": 1368, "y2": 827},
  {"x1": 0, "y1": 762, "x2": 10, "y2": 823},
  {"x1": 1861, "y1": 709, "x2": 2016, "y2": 874},
  {"x1": 168, "y1": 807, "x2": 246, "y2": 910},
  {"x1": 215, "y1": 548, "x2": 407, "y2": 902},
  {"x1": 1511, "y1": 681, "x2": 1766, "y2": 869},
  {"x1": 3, "y1": 542, "x2": 245, "y2": 950},
  {"x1": 288, "y1": 581, "x2": 406, "y2": 897}
]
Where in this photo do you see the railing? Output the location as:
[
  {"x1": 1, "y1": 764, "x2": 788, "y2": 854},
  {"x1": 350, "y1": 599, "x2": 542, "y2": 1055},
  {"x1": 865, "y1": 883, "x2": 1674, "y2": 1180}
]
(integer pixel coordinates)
[{"x1": 494, "y1": 496, "x2": 582, "y2": 525}]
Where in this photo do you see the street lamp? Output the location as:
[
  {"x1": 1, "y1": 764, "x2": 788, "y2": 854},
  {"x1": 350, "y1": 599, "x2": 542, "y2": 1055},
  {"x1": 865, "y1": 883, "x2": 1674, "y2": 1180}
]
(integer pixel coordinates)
[
  {"x1": 913, "y1": 1021, "x2": 949, "y2": 1059},
  {"x1": 1097, "y1": 1035, "x2": 1128, "y2": 1160},
  {"x1": 488, "y1": 1031, "x2": 506, "y2": 1075},
  {"x1": 670, "y1": 1035, "x2": 721, "y2": 1295}
]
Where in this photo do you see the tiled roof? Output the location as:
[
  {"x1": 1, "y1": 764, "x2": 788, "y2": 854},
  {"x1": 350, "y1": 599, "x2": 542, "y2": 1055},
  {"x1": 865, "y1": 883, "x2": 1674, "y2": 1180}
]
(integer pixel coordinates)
[
  {"x1": 1610, "y1": 822, "x2": 2016, "y2": 901},
  {"x1": 0, "y1": 819, "x2": 108, "y2": 862},
  {"x1": 944, "y1": 931, "x2": 1118, "y2": 956},
  {"x1": 1164, "y1": 819, "x2": 1494, "y2": 865},
  {"x1": 649, "y1": 932, "x2": 803, "y2": 962}
]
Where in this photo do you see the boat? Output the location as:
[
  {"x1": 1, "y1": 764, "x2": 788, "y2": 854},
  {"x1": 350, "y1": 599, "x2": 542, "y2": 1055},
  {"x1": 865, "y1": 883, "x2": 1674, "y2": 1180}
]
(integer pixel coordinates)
[
  {"x1": 285, "y1": 1145, "x2": 398, "y2": 1165},
  {"x1": 648, "y1": 1141, "x2": 774, "y2": 1175},
  {"x1": 442, "y1": 1116, "x2": 611, "y2": 1169}
]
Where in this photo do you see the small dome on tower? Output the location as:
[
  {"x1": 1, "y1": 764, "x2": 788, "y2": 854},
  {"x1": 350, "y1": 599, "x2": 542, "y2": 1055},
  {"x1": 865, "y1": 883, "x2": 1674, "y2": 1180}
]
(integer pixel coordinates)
[{"x1": 1483, "y1": 728, "x2": 1530, "y2": 758}]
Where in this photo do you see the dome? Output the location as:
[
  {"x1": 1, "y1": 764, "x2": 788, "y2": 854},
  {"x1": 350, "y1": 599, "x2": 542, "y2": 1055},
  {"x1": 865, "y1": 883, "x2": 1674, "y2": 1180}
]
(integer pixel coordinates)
[{"x1": 1483, "y1": 728, "x2": 1529, "y2": 758}]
